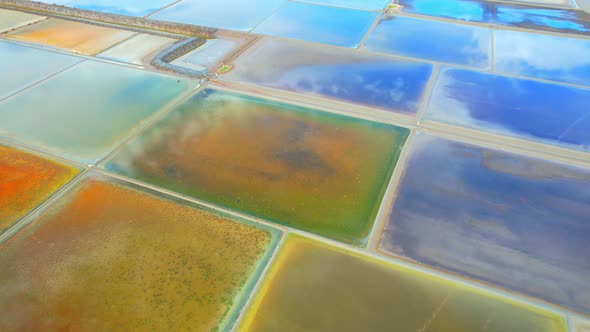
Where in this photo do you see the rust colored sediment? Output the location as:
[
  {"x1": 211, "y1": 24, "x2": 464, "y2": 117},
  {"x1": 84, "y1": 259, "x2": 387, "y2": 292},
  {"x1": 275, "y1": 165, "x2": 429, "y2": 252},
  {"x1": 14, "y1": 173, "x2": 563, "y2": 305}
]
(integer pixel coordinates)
[{"x1": 0, "y1": 145, "x2": 79, "y2": 233}]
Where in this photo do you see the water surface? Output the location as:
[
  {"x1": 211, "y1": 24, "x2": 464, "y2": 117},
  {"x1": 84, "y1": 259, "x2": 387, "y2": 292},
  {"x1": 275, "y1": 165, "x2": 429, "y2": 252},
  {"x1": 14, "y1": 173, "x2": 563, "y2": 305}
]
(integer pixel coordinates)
[
  {"x1": 253, "y1": 2, "x2": 378, "y2": 47},
  {"x1": 6, "y1": 18, "x2": 135, "y2": 55},
  {"x1": 424, "y1": 67, "x2": 590, "y2": 152},
  {"x1": 151, "y1": 0, "x2": 287, "y2": 31},
  {"x1": 380, "y1": 133, "x2": 590, "y2": 315},
  {"x1": 241, "y1": 235, "x2": 566, "y2": 331},
  {"x1": 0, "y1": 144, "x2": 79, "y2": 234},
  {"x1": 0, "y1": 60, "x2": 192, "y2": 164},
  {"x1": 0, "y1": 41, "x2": 81, "y2": 100},
  {"x1": 363, "y1": 15, "x2": 491, "y2": 68},
  {"x1": 225, "y1": 38, "x2": 433, "y2": 114},
  {"x1": 105, "y1": 89, "x2": 409, "y2": 245},
  {"x1": 0, "y1": 173, "x2": 278, "y2": 331},
  {"x1": 494, "y1": 29, "x2": 590, "y2": 86}
]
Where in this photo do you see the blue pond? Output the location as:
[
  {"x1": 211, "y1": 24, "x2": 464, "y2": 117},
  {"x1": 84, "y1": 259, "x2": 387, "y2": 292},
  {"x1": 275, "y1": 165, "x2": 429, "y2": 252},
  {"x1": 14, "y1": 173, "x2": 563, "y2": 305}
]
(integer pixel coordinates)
[
  {"x1": 290, "y1": 0, "x2": 389, "y2": 11},
  {"x1": 225, "y1": 39, "x2": 433, "y2": 114},
  {"x1": 494, "y1": 29, "x2": 590, "y2": 86},
  {"x1": 70, "y1": 0, "x2": 175, "y2": 16},
  {"x1": 380, "y1": 133, "x2": 590, "y2": 315},
  {"x1": 363, "y1": 15, "x2": 491, "y2": 68},
  {"x1": 397, "y1": 0, "x2": 590, "y2": 35},
  {"x1": 424, "y1": 68, "x2": 590, "y2": 152},
  {"x1": 253, "y1": 2, "x2": 378, "y2": 47},
  {"x1": 151, "y1": 0, "x2": 287, "y2": 31}
]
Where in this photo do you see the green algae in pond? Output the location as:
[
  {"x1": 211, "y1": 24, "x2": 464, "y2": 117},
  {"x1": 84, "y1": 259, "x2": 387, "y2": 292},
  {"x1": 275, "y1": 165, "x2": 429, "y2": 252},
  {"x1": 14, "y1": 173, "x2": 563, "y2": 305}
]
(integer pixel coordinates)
[
  {"x1": 0, "y1": 173, "x2": 278, "y2": 331},
  {"x1": 239, "y1": 235, "x2": 567, "y2": 331},
  {"x1": 104, "y1": 89, "x2": 409, "y2": 245}
]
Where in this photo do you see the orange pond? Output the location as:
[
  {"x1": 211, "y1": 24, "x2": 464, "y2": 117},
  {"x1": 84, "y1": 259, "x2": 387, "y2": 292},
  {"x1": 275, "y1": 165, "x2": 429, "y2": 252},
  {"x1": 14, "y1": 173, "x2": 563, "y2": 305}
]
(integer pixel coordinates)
[
  {"x1": 6, "y1": 18, "x2": 135, "y2": 55},
  {"x1": 0, "y1": 173, "x2": 278, "y2": 331},
  {"x1": 0, "y1": 144, "x2": 79, "y2": 233}
]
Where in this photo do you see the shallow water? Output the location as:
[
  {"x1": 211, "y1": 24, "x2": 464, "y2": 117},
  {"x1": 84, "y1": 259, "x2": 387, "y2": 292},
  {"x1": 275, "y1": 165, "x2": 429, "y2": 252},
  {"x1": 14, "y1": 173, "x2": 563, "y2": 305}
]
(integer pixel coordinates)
[
  {"x1": 97, "y1": 34, "x2": 175, "y2": 65},
  {"x1": 494, "y1": 29, "x2": 590, "y2": 86},
  {"x1": 105, "y1": 88, "x2": 409, "y2": 245},
  {"x1": 0, "y1": 173, "x2": 278, "y2": 331},
  {"x1": 0, "y1": 41, "x2": 81, "y2": 100},
  {"x1": 397, "y1": 0, "x2": 590, "y2": 35},
  {"x1": 6, "y1": 18, "x2": 135, "y2": 55},
  {"x1": 380, "y1": 133, "x2": 590, "y2": 314},
  {"x1": 363, "y1": 15, "x2": 491, "y2": 68},
  {"x1": 225, "y1": 38, "x2": 433, "y2": 114},
  {"x1": 424, "y1": 67, "x2": 590, "y2": 152},
  {"x1": 253, "y1": 2, "x2": 378, "y2": 47},
  {"x1": 0, "y1": 60, "x2": 192, "y2": 164},
  {"x1": 151, "y1": 0, "x2": 287, "y2": 31},
  {"x1": 71, "y1": 0, "x2": 177, "y2": 17},
  {"x1": 0, "y1": 144, "x2": 79, "y2": 233},
  {"x1": 0, "y1": 9, "x2": 44, "y2": 33},
  {"x1": 241, "y1": 235, "x2": 567, "y2": 331}
]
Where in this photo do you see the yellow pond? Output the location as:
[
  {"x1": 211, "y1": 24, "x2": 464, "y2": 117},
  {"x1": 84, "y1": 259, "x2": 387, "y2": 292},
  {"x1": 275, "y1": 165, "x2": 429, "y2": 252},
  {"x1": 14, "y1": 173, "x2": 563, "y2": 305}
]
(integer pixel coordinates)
[{"x1": 240, "y1": 235, "x2": 567, "y2": 332}]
